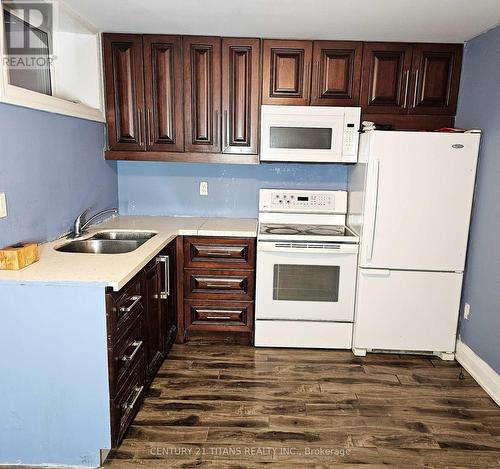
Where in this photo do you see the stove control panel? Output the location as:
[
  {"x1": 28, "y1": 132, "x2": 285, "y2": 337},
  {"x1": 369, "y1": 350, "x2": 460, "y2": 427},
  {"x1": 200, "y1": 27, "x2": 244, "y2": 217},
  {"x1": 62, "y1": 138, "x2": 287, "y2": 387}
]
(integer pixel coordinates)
[{"x1": 259, "y1": 189, "x2": 347, "y2": 214}]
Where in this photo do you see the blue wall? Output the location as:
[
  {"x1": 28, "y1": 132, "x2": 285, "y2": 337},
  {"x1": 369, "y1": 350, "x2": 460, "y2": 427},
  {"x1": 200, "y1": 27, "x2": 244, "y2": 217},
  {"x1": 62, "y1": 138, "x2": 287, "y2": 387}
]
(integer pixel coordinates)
[
  {"x1": 0, "y1": 104, "x2": 118, "y2": 248},
  {"x1": 456, "y1": 25, "x2": 500, "y2": 373},
  {"x1": 118, "y1": 161, "x2": 348, "y2": 217}
]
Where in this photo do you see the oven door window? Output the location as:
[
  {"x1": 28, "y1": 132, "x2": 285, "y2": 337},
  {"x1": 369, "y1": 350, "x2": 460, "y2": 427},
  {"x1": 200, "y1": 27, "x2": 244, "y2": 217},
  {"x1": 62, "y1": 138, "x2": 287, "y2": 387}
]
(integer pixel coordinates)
[
  {"x1": 270, "y1": 127, "x2": 332, "y2": 150},
  {"x1": 273, "y1": 264, "x2": 339, "y2": 302}
]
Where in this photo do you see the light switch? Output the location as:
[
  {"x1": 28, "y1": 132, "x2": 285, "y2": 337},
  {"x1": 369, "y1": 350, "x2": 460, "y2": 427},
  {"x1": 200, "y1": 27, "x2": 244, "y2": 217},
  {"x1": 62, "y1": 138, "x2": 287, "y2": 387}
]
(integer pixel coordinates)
[{"x1": 0, "y1": 193, "x2": 6, "y2": 218}]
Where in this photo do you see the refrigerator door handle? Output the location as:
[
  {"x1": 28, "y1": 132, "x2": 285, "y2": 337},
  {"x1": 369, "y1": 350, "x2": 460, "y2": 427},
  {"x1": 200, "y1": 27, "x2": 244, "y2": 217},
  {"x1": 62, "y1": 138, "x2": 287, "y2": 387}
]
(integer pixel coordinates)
[{"x1": 366, "y1": 159, "x2": 380, "y2": 261}]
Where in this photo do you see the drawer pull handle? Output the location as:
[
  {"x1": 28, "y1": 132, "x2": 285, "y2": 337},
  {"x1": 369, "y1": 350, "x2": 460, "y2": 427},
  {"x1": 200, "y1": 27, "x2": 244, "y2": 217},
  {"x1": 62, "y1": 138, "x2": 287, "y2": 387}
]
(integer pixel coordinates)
[
  {"x1": 206, "y1": 315, "x2": 231, "y2": 320},
  {"x1": 119, "y1": 295, "x2": 142, "y2": 313},
  {"x1": 122, "y1": 385, "x2": 144, "y2": 411},
  {"x1": 198, "y1": 309, "x2": 242, "y2": 315},
  {"x1": 206, "y1": 283, "x2": 234, "y2": 288},
  {"x1": 206, "y1": 250, "x2": 233, "y2": 257},
  {"x1": 121, "y1": 340, "x2": 143, "y2": 362}
]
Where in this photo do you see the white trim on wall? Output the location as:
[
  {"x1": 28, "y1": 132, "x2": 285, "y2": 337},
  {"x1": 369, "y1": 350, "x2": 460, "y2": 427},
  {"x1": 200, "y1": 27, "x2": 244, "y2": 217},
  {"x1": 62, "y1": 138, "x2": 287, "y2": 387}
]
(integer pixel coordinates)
[
  {"x1": 456, "y1": 339, "x2": 500, "y2": 406},
  {"x1": 0, "y1": 1, "x2": 105, "y2": 122}
]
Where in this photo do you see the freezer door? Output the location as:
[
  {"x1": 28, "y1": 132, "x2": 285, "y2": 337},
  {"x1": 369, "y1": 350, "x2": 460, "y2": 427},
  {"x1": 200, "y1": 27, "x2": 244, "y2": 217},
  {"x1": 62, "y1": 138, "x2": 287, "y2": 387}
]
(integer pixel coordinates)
[
  {"x1": 353, "y1": 269, "x2": 463, "y2": 353},
  {"x1": 360, "y1": 132, "x2": 480, "y2": 271}
]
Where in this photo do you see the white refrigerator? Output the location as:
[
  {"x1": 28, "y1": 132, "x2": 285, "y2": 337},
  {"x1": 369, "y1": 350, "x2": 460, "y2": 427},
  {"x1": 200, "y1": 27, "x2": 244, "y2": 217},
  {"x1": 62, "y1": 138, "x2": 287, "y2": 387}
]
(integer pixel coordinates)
[{"x1": 348, "y1": 131, "x2": 480, "y2": 358}]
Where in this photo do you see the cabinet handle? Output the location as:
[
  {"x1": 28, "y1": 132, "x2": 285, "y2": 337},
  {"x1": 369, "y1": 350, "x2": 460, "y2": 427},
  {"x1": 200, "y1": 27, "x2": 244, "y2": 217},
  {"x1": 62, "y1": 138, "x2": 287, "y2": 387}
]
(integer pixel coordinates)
[
  {"x1": 314, "y1": 61, "x2": 320, "y2": 98},
  {"x1": 198, "y1": 309, "x2": 241, "y2": 316},
  {"x1": 122, "y1": 385, "x2": 144, "y2": 410},
  {"x1": 223, "y1": 109, "x2": 229, "y2": 150},
  {"x1": 206, "y1": 283, "x2": 233, "y2": 288},
  {"x1": 146, "y1": 109, "x2": 152, "y2": 146},
  {"x1": 214, "y1": 110, "x2": 219, "y2": 147},
  {"x1": 136, "y1": 108, "x2": 143, "y2": 146},
  {"x1": 304, "y1": 62, "x2": 310, "y2": 100},
  {"x1": 403, "y1": 70, "x2": 410, "y2": 108},
  {"x1": 156, "y1": 255, "x2": 170, "y2": 299},
  {"x1": 119, "y1": 295, "x2": 142, "y2": 313},
  {"x1": 121, "y1": 340, "x2": 143, "y2": 362},
  {"x1": 206, "y1": 315, "x2": 231, "y2": 320},
  {"x1": 413, "y1": 70, "x2": 419, "y2": 108},
  {"x1": 206, "y1": 250, "x2": 232, "y2": 257}
]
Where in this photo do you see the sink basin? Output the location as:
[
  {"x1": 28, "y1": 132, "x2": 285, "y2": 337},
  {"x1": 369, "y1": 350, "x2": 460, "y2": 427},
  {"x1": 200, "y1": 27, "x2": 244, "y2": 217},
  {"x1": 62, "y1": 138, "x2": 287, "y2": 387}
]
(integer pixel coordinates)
[
  {"x1": 56, "y1": 239, "x2": 147, "y2": 254},
  {"x1": 55, "y1": 230, "x2": 158, "y2": 254},
  {"x1": 88, "y1": 230, "x2": 158, "y2": 241}
]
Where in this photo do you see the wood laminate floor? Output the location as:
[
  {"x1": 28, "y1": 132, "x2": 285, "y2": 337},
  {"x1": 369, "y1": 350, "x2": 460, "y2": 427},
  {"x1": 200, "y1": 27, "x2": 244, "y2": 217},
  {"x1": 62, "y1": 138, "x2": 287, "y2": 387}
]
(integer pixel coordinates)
[{"x1": 104, "y1": 343, "x2": 500, "y2": 468}]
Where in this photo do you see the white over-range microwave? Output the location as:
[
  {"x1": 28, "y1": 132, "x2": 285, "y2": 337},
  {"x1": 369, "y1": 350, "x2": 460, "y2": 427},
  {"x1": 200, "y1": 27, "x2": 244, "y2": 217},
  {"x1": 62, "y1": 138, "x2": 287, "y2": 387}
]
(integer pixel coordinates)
[{"x1": 260, "y1": 105, "x2": 361, "y2": 163}]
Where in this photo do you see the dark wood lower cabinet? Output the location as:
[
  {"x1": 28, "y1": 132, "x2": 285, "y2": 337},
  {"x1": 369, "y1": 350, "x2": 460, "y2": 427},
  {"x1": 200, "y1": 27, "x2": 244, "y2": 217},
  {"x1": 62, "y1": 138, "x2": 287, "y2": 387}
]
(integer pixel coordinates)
[
  {"x1": 105, "y1": 238, "x2": 177, "y2": 447},
  {"x1": 144, "y1": 258, "x2": 163, "y2": 383},
  {"x1": 181, "y1": 236, "x2": 256, "y2": 344},
  {"x1": 162, "y1": 239, "x2": 177, "y2": 354}
]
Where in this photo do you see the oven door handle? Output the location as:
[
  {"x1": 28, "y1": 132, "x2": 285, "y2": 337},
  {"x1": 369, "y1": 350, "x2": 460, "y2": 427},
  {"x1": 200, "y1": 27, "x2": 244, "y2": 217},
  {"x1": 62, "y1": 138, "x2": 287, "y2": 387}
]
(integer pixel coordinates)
[{"x1": 257, "y1": 243, "x2": 358, "y2": 254}]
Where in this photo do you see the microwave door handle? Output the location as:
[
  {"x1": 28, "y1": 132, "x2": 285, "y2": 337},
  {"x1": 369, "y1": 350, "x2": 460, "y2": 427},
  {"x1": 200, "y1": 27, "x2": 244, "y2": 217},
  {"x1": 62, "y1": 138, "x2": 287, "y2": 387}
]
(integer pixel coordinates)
[{"x1": 365, "y1": 159, "x2": 380, "y2": 261}]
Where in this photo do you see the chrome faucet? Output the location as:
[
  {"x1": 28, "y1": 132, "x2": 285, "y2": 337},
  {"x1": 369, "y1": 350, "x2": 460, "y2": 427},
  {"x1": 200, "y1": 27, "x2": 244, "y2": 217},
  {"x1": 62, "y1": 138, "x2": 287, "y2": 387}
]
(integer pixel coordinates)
[{"x1": 70, "y1": 207, "x2": 118, "y2": 238}]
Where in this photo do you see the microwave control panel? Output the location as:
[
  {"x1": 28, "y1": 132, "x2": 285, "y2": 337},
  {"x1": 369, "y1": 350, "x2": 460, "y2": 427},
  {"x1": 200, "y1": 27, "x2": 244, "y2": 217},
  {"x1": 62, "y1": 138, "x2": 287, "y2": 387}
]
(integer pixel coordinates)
[
  {"x1": 342, "y1": 108, "x2": 361, "y2": 160},
  {"x1": 343, "y1": 123, "x2": 358, "y2": 156},
  {"x1": 259, "y1": 189, "x2": 348, "y2": 214}
]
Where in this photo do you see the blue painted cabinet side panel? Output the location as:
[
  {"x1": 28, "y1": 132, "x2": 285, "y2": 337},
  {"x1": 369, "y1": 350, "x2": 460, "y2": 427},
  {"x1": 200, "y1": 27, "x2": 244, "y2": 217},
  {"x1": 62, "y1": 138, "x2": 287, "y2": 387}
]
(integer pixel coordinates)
[
  {"x1": 456, "y1": 25, "x2": 500, "y2": 373},
  {"x1": 0, "y1": 284, "x2": 110, "y2": 467},
  {"x1": 118, "y1": 161, "x2": 348, "y2": 218}
]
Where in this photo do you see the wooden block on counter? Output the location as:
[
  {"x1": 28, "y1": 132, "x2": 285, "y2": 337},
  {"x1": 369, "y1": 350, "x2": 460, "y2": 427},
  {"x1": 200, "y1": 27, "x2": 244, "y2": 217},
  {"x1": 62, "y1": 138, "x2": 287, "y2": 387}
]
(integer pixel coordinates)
[{"x1": 0, "y1": 243, "x2": 39, "y2": 270}]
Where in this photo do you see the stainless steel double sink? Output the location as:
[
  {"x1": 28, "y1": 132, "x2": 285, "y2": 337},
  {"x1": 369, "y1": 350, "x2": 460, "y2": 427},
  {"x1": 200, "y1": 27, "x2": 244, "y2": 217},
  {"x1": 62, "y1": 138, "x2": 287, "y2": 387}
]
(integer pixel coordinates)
[{"x1": 55, "y1": 230, "x2": 158, "y2": 254}]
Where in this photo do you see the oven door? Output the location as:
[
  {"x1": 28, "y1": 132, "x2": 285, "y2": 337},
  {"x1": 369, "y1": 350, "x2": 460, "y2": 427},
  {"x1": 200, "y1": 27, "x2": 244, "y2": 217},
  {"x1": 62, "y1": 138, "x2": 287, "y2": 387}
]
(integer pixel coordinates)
[
  {"x1": 260, "y1": 106, "x2": 345, "y2": 162},
  {"x1": 255, "y1": 242, "x2": 358, "y2": 321}
]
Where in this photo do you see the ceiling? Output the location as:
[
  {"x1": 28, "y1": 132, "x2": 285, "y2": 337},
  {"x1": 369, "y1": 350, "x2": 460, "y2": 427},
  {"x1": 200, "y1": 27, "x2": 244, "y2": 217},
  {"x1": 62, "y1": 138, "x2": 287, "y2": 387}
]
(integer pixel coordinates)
[{"x1": 62, "y1": 0, "x2": 500, "y2": 43}]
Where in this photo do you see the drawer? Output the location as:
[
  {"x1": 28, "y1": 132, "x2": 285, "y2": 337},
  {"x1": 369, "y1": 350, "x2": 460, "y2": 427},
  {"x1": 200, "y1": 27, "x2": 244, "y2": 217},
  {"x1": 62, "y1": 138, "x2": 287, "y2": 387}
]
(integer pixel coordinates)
[
  {"x1": 184, "y1": 268, "x2": 254, "y2": 301},
  {"x1": 108, "y1": 312, "x2": 145, "y2": 398},
  {"x1": 184, "y1": 237, "x2": 256, "y2": 269},
  {"x1": 185, "y1": 300, "x2": 254, "y2": 332},
  {"x1": 106, "y1": 273, "x2": 144, "y2": 343},
  {"x1": 110, "y1": 354, "x2": 146, "y2": 447}
]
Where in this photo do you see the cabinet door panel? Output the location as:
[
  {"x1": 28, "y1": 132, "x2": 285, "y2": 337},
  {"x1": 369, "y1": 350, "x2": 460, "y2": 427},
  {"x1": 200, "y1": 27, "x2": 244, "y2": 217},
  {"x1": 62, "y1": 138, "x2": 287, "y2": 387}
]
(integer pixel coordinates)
[
  {"x1": 183, "y1": 36, "x2": 221, "y2": 153},
  {"x1": 311, "y1": 41, "x2": 362, "y2": 106},
  {"x1": 262, "y1": 40, "x2": 312, "y2": 105},
  {"x1": 159, "y1": 240, "x2": 177, "y2": 354},
  {"x1": 222, "y1": 38, "x2": 260, "y2": 154},
  {"x1": 103, "y1": 34, "x2": 145, "y2": 151},
  {"x1": 144, "y1": 260, "x2": 163, "y2": 382},
  {"x1": 143, "y1": 35, "x2": 184, "y2": 151},
  {"x1": 361, "y1": 43, "x2": 413, "y2": 114},
  {"x1": 409, "y1": 44, "x2": 462, "y2": 115}
]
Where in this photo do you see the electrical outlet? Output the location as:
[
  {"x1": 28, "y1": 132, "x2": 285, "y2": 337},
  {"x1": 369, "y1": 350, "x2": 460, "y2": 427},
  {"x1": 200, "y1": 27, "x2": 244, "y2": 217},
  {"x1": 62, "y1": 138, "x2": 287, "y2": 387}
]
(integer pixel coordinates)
[
  {"x1": 464, "y1": 302, "x2": 471, "y2": 320},
  {"x1": 199, "y1": 181, "x2": 208, "y2": 196},
  {"x1": 0, "y1": 193, "x2": 7, "y2": 218}
]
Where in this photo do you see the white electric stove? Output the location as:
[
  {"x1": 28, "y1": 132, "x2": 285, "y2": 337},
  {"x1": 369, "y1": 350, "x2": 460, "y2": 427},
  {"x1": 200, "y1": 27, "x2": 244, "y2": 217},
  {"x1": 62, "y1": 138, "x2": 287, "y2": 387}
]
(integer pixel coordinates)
[{"x1": 255, "y1": 189, "x2": 359, "y2": 349}]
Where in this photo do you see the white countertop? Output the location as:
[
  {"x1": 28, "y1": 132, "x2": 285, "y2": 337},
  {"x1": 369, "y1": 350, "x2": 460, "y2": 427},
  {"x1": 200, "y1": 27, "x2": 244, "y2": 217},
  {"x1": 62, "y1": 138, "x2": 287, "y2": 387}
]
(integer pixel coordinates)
[{"x1": 0, "y1": 216, "x2": 258, "y2": 291}]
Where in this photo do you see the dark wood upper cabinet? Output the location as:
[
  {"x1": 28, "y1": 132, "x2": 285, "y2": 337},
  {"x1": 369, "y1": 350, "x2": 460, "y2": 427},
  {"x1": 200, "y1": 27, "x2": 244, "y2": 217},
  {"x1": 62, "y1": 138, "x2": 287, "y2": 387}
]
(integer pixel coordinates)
[
  {"x1": 262, "y1": 39, "x2": 312, "y2": 105},
  {"x1": 183, "y1": 36, "x2": 222, "y2": 153},
  {"x1": 143, "y1": 35, "x2": 184, "y2": 152},
  {"x1": 103, "y1": 34, "x2": 145, "y2": 151},
  {"x1": 409, "y1": 43, "x2": 463, "y2": 115},
  {"x1": 221, "y1": 38, "x2": 260, "y2": 155},
  {"x1": 103, "y1": 33, "x2": 464, "y2": 159},
  {"x1": 310, "y1": 41, "x2": 363, "y2": 106},
  {"x1": 361, "y1": 42, "x2": 414, "y2": 114}
]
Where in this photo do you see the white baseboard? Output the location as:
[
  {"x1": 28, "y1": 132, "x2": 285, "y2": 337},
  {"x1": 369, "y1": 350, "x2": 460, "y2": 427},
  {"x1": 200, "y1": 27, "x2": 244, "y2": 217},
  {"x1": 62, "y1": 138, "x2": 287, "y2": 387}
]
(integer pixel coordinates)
[{"x1": 455, "y1": 339, "x2": 500, "y2": 406}]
